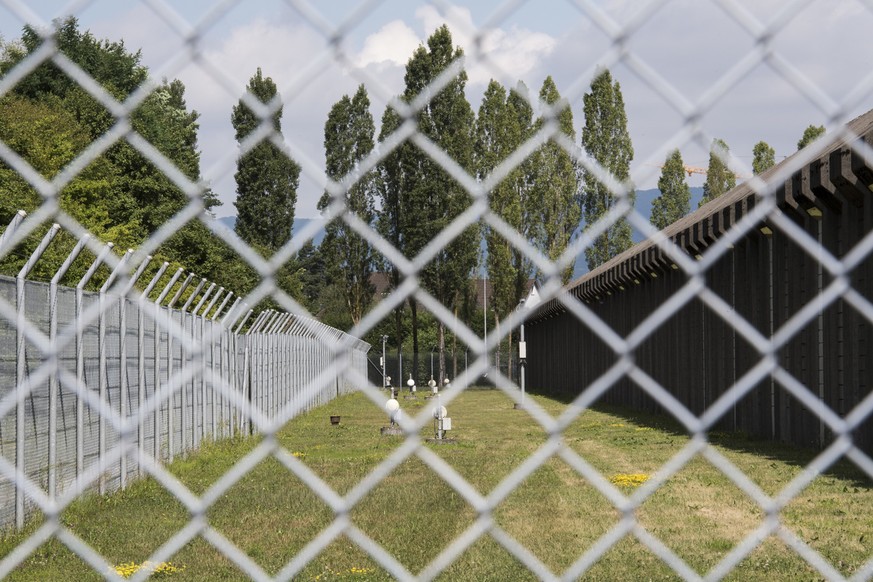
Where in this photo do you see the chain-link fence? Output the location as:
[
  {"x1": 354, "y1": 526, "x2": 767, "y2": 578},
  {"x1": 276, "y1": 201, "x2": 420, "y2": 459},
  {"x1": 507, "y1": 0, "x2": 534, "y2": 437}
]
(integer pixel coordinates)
[
  {"x1": 0, "y1": 212, "x2": 369, "y2": 533},
  {"x1": 2, "y1": 0, "x2": 873, "y2": 580}
]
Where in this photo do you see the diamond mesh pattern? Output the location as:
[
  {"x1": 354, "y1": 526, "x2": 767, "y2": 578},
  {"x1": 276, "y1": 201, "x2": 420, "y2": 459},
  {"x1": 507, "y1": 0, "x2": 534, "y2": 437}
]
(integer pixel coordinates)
[{"x1": 1, "y1": 0, "x2": 873, "y2": 580}]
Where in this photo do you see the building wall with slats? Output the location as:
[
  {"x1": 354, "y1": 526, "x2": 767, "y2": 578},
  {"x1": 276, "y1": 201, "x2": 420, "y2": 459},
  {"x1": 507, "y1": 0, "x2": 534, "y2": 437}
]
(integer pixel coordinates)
[{"x1": 526, "y1": 109, "x2": 873, "y2": 453}]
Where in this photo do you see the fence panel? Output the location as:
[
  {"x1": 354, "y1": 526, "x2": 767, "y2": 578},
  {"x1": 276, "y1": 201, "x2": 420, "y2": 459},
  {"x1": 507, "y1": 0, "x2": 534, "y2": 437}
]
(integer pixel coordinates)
[
  {"x1": 1, "y1": 1, "x2": 873, "y2": 580},
  {"x1": 0, "y1": 273, "x2": 368, "y2": 531}
]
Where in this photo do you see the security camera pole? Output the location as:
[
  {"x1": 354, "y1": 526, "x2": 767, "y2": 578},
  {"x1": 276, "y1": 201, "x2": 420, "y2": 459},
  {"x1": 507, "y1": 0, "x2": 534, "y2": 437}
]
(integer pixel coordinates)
[{"x1": 382, "y1": 335, "x2": 388, "y2": 391}]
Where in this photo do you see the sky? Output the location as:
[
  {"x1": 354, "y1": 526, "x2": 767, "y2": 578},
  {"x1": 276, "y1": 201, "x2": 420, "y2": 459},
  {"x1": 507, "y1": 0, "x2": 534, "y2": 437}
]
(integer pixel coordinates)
[{"x1": 3, "y1": 0, "x2": 873, "y2": 219}]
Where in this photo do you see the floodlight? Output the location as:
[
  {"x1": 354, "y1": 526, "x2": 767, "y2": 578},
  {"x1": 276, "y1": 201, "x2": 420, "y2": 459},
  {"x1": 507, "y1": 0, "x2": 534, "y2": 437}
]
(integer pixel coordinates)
[{"x1": 385, "y1": 398, "x2": 401, "y2": 426}]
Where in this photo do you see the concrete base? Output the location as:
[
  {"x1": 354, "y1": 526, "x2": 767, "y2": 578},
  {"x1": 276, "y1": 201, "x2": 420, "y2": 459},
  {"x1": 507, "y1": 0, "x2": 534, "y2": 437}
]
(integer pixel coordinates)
[
  {"x1": 403, "y1": 395, "x2": 418, "y2": 400},
  {"x1": 380, "y1": 426, "x2": 404, "y2": 436},
  {"x1": 513, "y1": 403, "x2": 524, "y2": 410},
  {"x1": 425, "y1": 437, "x2": 458, "y2": 445}
]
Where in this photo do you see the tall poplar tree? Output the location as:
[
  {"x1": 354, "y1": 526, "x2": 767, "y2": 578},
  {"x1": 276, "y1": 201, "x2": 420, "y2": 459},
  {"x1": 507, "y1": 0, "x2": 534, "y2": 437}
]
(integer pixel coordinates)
[
  {"x1": 232, "y1": 67, "x2": 300, "y2": 254},
  {"x1": 581, "y1": 68, "x2": 634, "y2": 271},
  {"x1": 475, "y1": 80, "x2": 526, "y2": 374},
  {"x1": 752, "y1": 141, "x2": 776, "y2": 174},
  {"x1": 476, "y1": 81, "x2": 522, "y2": 323},
  {"x1": 318, "y1": 85, "x2": 376, "y2": 325},
  {"x1": 376, "y1": 25, "x2": 478, "y2": 383},
  {"x1": 531, "y1": 76, "x2": 579, "y2": 283},
  {"x1": 699, "y1": 138, "x2": 735, "y2": 207},
  {"x1": 651, "y1": 149, "x2": 690, "y2": 230},
  {"x1": 507, "y1": 82, "x2": 536, "y2": 301}
]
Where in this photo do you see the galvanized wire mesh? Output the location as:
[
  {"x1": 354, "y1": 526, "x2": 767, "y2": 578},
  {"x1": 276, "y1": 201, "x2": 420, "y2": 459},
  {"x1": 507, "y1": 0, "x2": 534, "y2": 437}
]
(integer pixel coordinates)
[{"x1": 1, "y1": 0, "x2": 873, "y2": 580}]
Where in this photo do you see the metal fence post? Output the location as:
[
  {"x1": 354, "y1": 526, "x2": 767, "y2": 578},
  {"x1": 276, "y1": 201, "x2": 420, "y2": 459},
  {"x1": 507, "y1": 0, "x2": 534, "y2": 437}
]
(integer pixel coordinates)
[
  {"x1": 219, "y1": 297, "x2": 240, "y2": 437},
  {"x1": 117, "y1": 254, "x2": 151, "y2": 490},
  {"x1": 233, "y1": 308, "x2": 254, "y2": 435},
  {"x1": 193, "y1": 283, "x2": 216, "y2": 445},
  {"x1": 75, "y1": 242, "x2": 113, "y2": 484},
  {"x1": 168, "y1": 272, "x2": 195, "y2": 453},
  {"x1": 48, "y1": 232, "x2": 90, "y2": 500},
  {"x1": 211, "y1": 292, "x2": 232, "y2": 439},
  {"x1": 15, "y1": 223, "x2": 59, "y2": 529},
  {"x1": 153, "y1": 268, "x2": 183, "y2": 461},
  {"x1": 0, "y1": 210, "x2": 26, "y2": 254},
  {"x1": 202, "y1": 287, "x2": 224, "y2": 438},
  {"x1": 180, "y1": 277, "x2": 206, "y2": 452},
  {"x1": 97, "y1": 249, "x2": 132, "y2": 495},
  {"x1": 138, "y1": 262, "x2": 169, "y2": 476}
]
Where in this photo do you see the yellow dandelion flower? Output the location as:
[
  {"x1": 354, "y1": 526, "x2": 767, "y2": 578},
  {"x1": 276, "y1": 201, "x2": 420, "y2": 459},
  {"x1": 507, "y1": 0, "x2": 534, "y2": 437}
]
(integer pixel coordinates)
[
  {"x1": 112, "y1": 561, "x2": 184, "y2": 579},
  {"x1": 609, "y1": 473, "x2": 650, "y2": 487}
]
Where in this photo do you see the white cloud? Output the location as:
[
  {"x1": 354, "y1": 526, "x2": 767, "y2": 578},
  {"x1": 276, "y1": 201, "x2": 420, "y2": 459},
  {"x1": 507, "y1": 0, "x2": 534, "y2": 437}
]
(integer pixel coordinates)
[
  {"x1": 355, "y1": 20, "x2": 421, "y2": 68},
  {"x1": 467, "y1": 25, "x2": 556, "y2": 86},
  {"x1": 412, "y1": 4, "x2": 556, "y2": 86}
]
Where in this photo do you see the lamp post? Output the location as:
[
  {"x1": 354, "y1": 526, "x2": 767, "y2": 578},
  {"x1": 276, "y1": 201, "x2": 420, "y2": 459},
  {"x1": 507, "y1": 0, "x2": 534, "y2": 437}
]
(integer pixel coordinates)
[
  {"x1": 430, "y1": 345, "x2": 435, "y2": 380},
  {"x1": 517, "y1": 298, "x2": 526, "y2": 409}
]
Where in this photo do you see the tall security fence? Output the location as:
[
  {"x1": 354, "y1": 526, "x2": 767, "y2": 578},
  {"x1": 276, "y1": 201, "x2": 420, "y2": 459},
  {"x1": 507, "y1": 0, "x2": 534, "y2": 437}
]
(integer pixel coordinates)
[
  {"x1": 0, "y1": 213, "x2": 369, "y2": 531},
  {"x1": 1, "y1": 1, "x2": 873, "y2": 580},
  {"x1": 525, "y1": 109, "x2": 873, "y2": 454}
]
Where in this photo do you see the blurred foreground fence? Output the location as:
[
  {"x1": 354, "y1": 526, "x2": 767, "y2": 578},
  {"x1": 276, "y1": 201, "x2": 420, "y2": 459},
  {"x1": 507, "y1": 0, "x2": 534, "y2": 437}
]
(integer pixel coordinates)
[
  {"x1": 3, "y1": 0, "x2": 873, "y2": 579},
  {"x1": 0, "y1": 213, "x2": 369, "y2": 531}
]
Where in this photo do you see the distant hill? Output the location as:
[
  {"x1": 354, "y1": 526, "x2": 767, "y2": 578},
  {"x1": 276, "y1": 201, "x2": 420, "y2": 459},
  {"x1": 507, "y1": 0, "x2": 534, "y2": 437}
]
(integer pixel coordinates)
[{"x1": 216, "y1": 187, "x2": 703, "y2": 279}]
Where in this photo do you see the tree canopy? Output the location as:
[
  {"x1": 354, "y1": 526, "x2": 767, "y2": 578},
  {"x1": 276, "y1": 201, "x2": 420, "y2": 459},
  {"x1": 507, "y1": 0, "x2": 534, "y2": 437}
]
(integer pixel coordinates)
[{"x1": 0, "y1": 18, "x2": 226, "y2": 291}]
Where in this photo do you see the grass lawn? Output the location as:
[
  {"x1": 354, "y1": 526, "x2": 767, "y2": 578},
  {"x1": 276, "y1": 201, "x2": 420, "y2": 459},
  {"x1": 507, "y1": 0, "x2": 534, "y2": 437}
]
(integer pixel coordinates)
[{"x1": 1, "y1": 388, "x2": 871, "y2": 580}]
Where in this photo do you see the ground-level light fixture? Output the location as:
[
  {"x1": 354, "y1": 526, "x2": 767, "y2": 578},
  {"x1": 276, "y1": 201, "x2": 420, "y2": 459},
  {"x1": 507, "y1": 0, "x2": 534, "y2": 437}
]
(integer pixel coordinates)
[
  {"x1": 405, "y1": 374, "x2": 416, "y2": 399},
  {"x1": 432, "y1": 403, "x2": 451, "y2": 440},
  {"x1": 381, "y1": 398, "x2": 403, "y2": 436}
]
